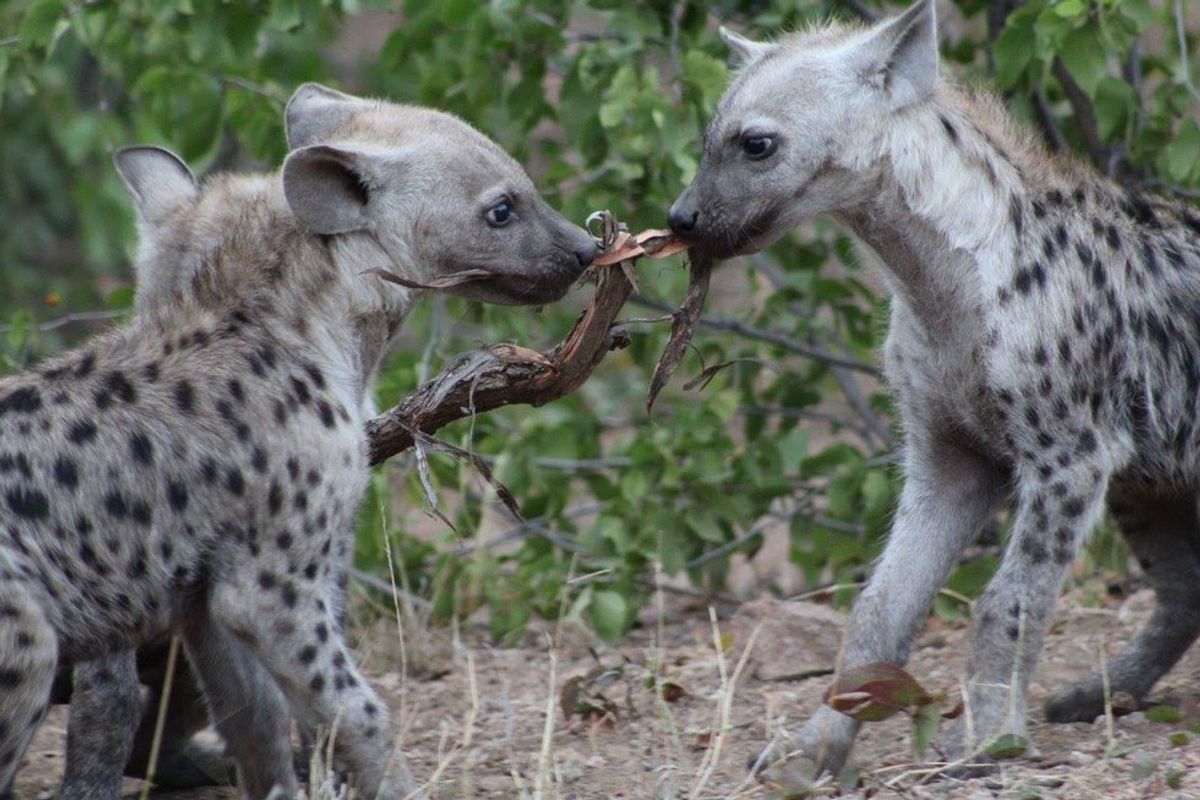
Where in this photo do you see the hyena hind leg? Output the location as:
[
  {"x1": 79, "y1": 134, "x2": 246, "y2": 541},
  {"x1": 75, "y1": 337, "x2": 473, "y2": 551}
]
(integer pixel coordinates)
[
  {"x1": 181, "y1": 609, "x2": 297, "y2": 800},
  {"x1": 1045, "y1": 488, "x2": 1200, "y2": 723},
  {"x1": 124, "y1": 640, "x2": 231, "y2": 788},
  {"x1": 0, "y1": 579, "x2": 59, "y2": 798}
]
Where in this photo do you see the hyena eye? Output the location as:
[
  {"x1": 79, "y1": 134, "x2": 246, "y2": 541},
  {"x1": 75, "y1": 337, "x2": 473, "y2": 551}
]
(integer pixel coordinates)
[
  {"x1": 741, "y1": 135, "x2": 776, "y2": 160},
  {"x1": 485, "y1": 199, "x2": 514, "y2": 228}
]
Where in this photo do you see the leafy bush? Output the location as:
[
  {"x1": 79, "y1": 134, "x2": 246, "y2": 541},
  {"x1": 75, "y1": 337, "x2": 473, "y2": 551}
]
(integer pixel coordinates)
[{"x1": 2, "y1": 0, "x2": 1198, "y2": 642}]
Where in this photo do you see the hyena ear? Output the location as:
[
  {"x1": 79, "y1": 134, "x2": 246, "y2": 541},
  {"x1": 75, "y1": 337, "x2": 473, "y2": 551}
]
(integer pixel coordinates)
[
  {"x1": 852, "y1": 0, "x2": 939, "y2": 109},
  {"x1": 719, "y1": 26, "x2": 773, "y2": 65},
  {"x1": 283, "y1": 144, "x2": 375, "y2": 235},
  {"x1": 285, "y1": 83, "x2": 365, "y2": 149},
  {"x1": 113, "y1": 146, "x2": 198, "y2": 225}
]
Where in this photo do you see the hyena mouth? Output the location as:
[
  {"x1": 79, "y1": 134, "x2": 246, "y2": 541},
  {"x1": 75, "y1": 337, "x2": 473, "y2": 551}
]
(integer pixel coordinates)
[{"x1": 706, "y1": 208, "x2": 781, "y2": 259}]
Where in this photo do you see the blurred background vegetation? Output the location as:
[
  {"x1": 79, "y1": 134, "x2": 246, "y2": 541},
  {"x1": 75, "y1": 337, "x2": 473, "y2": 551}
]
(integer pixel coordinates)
[{"x1": 1, "y1": 0, "x2": 1197, "y2": 643}]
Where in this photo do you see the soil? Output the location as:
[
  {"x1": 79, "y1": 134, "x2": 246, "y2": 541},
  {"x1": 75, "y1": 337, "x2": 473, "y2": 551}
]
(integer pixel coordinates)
[{"x1": 10, "y1": 581, "x2": 1200, "y2": 799}]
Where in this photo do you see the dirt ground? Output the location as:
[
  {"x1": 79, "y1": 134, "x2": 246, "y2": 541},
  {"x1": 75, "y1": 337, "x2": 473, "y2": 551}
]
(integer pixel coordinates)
[{"x1": 10, "y1": 579, "x2": 1200, "y2": 800}]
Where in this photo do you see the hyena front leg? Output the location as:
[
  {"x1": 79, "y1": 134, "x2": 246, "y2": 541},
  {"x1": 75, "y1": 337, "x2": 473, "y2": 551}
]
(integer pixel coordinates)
[
  {"x1": 209, "y1": 576, "x2": 419, "y2": 799},
  {"x1": 0, "y1": 576, "x2": 58, "y2": 797},
  {"x1": 941, "y1": 457, "x2": 1111, "y2": 761},
  {"x1": 1045, "y1": 487, "x2": 1200, "y2": 723},
  {"x1": 762, "y1": 431, "x2": 1003, "y2": 779},
  {"x1": 60, "y1": 651, "x2": 143, "y2": 800}
]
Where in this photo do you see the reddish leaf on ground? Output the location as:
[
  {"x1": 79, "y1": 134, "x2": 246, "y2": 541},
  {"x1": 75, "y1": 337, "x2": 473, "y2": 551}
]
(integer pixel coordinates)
[{"x1": 825, "y1": 662, "x2": 933, "y2": 722}]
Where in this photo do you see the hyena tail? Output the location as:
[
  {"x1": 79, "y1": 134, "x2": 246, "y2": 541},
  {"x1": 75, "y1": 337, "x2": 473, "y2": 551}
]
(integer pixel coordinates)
[{"x1": 0, "y1": 573, "x2": 58, "y2": 796}]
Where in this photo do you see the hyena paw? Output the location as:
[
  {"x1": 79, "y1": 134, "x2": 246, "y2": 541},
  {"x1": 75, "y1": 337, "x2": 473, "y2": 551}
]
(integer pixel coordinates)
[
  {"x1": 145, "y1": 740, "x2": 234, "y2": 789},
  {"x1": 748, "y1": 707, "x2": 856, "y2": 790},
  {"x1": 1044, "y1": 679, "x2": 1107, "y2": 724},
  {"x1": 933, "y1": 715, "x2": 1037, "y2": 777}
]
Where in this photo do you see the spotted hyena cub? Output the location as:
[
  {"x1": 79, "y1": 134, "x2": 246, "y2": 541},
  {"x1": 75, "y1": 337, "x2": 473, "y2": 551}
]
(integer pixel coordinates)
[
  {"x1": 0, "y1": 83, "x2": 596, "y2": 799},
  {"x1": 670, "y1": 0, "x2": 1200, "y2": 778}
]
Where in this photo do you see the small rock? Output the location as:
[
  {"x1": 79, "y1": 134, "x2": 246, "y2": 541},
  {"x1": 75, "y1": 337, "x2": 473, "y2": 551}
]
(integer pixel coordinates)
[
  {"x1": 728, "y1": 598, "x2": 844, "y2": 682},
  {"x1": 1068, "y1": 749, "x2": 1095, "y2": 767}
]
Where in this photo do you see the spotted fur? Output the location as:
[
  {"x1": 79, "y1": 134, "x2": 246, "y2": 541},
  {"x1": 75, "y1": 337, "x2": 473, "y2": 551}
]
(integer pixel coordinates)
[
  {"x1": 0, "y1": 83, "x2": 595, "y2": 800},
  {"x1": 670, "y1": 0, "x2": 1200, "y2": 778}
]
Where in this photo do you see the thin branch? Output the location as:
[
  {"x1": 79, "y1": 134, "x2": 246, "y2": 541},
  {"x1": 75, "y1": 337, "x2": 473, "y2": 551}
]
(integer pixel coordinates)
[
  {"x1": 0, "y1": 36, "x2": 20, "y2": 47},
  {"x1": 0, "y1": 309, "x2": 127, "y2": 335},
  {"x1": 828, "y1": 359, "x2": 896, "y2": 451},
  {"x1": 1051, "y1": 58, "x2": 1111, "y2": 173},
  {"x1": 217, "y1": 75, "x2": 287, "y2": 103},
  {"x1": 631, "y1": 295, "x2": 881, "y2": 377},
  {"x1": 1031, "y1": 86, "x2": 1067, "y2": 153},
  {"x1": 452, "y1": 503, "x2": 604, "y2": 558},
  {"x1": 1174, "y1": 0, "x2": 1200, "y2": 105},
  {"x1": 1122, "y1": 41, "x2": 1146, "y2": 142},
  {"x1": 350, "y1": 568, "x2": 433, "y2": 609}
]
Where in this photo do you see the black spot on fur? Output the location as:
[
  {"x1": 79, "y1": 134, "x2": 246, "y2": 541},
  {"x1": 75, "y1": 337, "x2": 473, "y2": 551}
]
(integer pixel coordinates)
[
  {"x1": 129, "y1": 431, "x2": 154, "y2": 466},
  {"x1": 0, "y1": 387, "x2": 42, "y2": 416},
  {"x1": 225, "y1": 468, "x2": 245, "y2": 496},
  {"x1": 174, "y1": 381, "x2": 196, "y2": 414},
  {"x1": 53, "y1": 456, "x2": 79, "y2": 490},
  {"x1": 268, "y1": 481, "x2": 283, "y2": 516},
  {"x1": 1062, "y1": 497, "x2": 1086, "y2": 518},
  {"x1": 940, "y1": 116, "x2": 959, "y2": 143},
  {"x1": 1021, "y1": 537, "x2": 1048, "y2": 565},
  {"x1": 6, "y1": 487, "x2": 49, "y2": 519},
  {"x1": 291, "y1": 377, "x2": 311, "y2": 405},
  {"x1": 316, "y1": 400, "x2": 336, "y2": 429},
  {"x1": 167, "y1": 480, "x2": 189, "y2": 512}
]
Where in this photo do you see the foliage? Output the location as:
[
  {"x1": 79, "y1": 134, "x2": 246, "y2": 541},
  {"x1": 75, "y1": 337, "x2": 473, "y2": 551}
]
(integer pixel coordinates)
[{"x1": 2, "y1": 0, "x2": 1198, "y2": 643}]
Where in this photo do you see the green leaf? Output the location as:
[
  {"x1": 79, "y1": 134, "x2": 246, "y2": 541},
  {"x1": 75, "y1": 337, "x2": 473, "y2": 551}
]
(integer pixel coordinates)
[
  {"x1": 19, "y1": 0, "x2": 65, "y2": 48},
  {"x1": 993, "y1": 11, "x2": 1038, "y2": 89},
  {"x1": 1058, "y1": 22, "x2": 1108, "y2": 96},
  {"x1": 1053, "y1": 0, "x2": 1085, "y2": 18},
  {"x1": 588, "y1": 590, "x2": 629, "y2": 644},
  {"x1": 912, "y1": 703, "x2": 941, "y2": 760},
  {"x1": 1163, "y1": 120, "x2": 1200, "y2": 182},
  {"x1": 984, "y1": 733, "x2": 1028, "y2": 760},
  {"x1": 1145, "y1": 705, "x2": 1184, "y2": 724},
  {"x1": 1093, "y1": 77, "x2": 1134, "y2": 141}
]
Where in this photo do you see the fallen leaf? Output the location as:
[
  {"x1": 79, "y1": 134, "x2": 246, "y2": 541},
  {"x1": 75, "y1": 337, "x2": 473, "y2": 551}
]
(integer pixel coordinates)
[
  {"x1": 660, "y1": 681, "x2": 687, "y2": 702},
  {"x1": 824, "y1": 662, "x2": 933, "y2": 722}
]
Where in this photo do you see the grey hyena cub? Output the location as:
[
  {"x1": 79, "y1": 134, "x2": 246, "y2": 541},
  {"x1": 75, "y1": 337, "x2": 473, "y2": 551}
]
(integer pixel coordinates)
[
  {"x1": 671, "y1": 0, "x2": 1200, "y2": 777},
  {"x1": 0, "y1": 82, "x2": 596, "y2": 800}
]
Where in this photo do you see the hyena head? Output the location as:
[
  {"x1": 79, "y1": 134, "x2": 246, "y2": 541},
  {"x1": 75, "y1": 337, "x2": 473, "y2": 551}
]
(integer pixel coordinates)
[
  {"x1": 281, "y1": 83, "x2": 597, "y2": 305},
  {"x1": 668, "y1": 0, "x2": 938, "y2": 257}
]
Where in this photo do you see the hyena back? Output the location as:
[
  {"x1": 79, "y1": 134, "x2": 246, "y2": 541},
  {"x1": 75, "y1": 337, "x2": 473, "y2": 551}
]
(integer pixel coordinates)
[
  {"x1": 670, "y1": 0, "x2": 1200, "y2": 778},
  {"x1": 0, "y1": 83, "x2": 596, "y2": 799}
]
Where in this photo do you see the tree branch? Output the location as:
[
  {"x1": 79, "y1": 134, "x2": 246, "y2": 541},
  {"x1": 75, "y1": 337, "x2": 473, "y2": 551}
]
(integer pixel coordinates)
[
  {"x1": 630, "y1": 295, "x2": 881, "y2": 377},
  {"x1": 1051, "y1": 58, "x2": 1119, "y2": 177},
  {"x1": 366, "y1": 262, "x2": 637, "y2": 466}
]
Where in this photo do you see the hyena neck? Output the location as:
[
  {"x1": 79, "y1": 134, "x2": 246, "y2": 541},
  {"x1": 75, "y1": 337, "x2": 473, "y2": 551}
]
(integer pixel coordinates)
[
  {"x1": 837, "y1": 85, "x2": 1068, "y2": 338},
  {"x1": 142, "y1": 174, "x2": 419, "y2": 413}
]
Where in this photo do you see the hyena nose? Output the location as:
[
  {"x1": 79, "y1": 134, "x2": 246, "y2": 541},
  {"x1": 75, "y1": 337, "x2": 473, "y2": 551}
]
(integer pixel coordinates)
[
  {"x1": 668, "y1": 203, "x2": 699, "y2": 237},
  {"x1": 574, "y1": 239, "x2": 599, "y2": 268}
]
